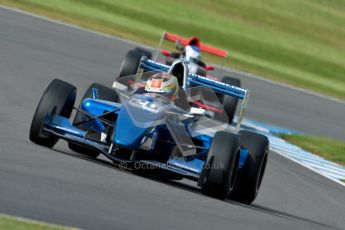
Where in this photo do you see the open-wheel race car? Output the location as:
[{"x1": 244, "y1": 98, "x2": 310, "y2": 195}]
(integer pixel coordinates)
[
  {"x1": 29, "y1": 67, "x2": 269, "y2": 203},
  {"x1": 117, "y1": 32, "x2": 241, "y2": 124}
]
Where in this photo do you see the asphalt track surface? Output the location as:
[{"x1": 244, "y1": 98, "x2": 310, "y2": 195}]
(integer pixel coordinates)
[{"x1": 0, "y1": 7, "x2": 345, "y2": 230}]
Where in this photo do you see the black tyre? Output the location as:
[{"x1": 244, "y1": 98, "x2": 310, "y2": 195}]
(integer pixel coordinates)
[
  {"x1": 199, "y1": 131, "x2": 240, "y2": 199},
  {"x1": 29, "y1": 79, "x2": 76, "y2": 148},
  {"x1": 196, "y1": 67, "x2": 207, "y2": 76},
  {"x1": 220, "y1": 76, "x2": 241, "y2": 124},
  {"x1": 118, "y1": 49, "x2": 148, "y2": 78},
  {"x1": 133, "y1": 47, "x2": 152, "y2": 59},
  {"x1": 68, "y1": 83, "x2": 119, "y2": 158},
  {"x1": 229, "y1": 130, "x2": 269, "y2": 204}
]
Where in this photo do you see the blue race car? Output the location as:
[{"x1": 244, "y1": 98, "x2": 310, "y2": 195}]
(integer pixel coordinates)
[{"x1": 30, "y1": 67, "x2": 269, "y2": 203}]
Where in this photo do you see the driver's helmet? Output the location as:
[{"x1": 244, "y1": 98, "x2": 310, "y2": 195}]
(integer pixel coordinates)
[
  {"x1": 184, "y1": 45, "x2": 201, "y2": 63},
  {"x1": 145, "y1": 72, "x2": 179, "y2": 100}
]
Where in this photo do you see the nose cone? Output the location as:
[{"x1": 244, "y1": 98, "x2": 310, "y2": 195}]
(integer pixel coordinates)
[{"x1": 114, "y1": 108, "x2": 147, "y2": 149}]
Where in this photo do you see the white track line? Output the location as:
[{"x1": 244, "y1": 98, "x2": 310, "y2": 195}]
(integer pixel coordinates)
[
  {"x1": 272, "y1": 150, "x2": 345, "y2": 187},
  {"x1": 1, "y1": 5, "x2": 344, "y2": 105}
]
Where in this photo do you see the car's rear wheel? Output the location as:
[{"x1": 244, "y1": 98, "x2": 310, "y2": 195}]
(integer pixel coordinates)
[
  {"x1": 199, "y1": 131, "x2": 240, "y2": 199},
  {"x1": 68, "y1": 83, "x2": 119, "y2": 158},
  {"x1": 118, "y1": 48, "x2": 151, "y2": 79},
  {"x1": 29, "y1": 79, "x2": 76, "y2": 148},
  {"x1": 229, "y1": 130, "x2": 269, "y2": 204},
  {"x1": 133, "y1": 47, "x2": 152, "y2": 59},
  {"x1": 218, "y1": 76, "x2": 241, "y2": 124}
]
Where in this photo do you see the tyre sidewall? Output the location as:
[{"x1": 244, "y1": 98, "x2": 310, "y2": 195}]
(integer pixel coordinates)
[
  {"x1": 29, "y1": 79, "x2": 76, "y2": 147},
  {"x1": 200, "y1": 131, "x2": 240, "y2": 199},
  {"x1": 230, "y1": 130, "x2": 269, "y2": 203},
  {"x1": 118, "y1": 50, "x2": 145, "y2": 78}
]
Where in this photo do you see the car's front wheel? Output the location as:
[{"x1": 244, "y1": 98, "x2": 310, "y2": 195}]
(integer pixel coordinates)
[
  {"x1": 29, "y1": 79, "x2": 76, "y2": 148},
  {"x1": 68, "y1": 83, "x2": 119, "y2": 158}
]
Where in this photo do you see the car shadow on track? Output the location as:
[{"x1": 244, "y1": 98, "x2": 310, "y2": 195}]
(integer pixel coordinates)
[
  {"x1": 51, "y1": 147, "x2": 339, "y2": 230},
  {"x1": 228, "y1": 202, "x2": 340, "y2": 230},
  {"x1": 50, "y1": 147, "x2": 129, "y2": 172},
  {"x1": 149, "y1": 177, "x2": 339, "y2": 229}
]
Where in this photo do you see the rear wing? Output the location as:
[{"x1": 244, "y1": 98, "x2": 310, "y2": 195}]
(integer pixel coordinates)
[
  {"x1": 140, "y1": 58, "x2": 249, "y2": 131},
  {"x1": 161, "y1": 32, "x2": 228, "y2": 58}
]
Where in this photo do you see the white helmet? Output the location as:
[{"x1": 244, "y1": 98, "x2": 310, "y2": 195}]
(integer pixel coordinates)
[{"x1": 184, "y1": 45, "x2": 201, "y2": 63}]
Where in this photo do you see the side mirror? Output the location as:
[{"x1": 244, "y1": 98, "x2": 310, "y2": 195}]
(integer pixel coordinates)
[
  {"x1": 175, "y1": 40, "x2": 184, "y2": 51},
  {"x1": 161, "y1": 49, "x2": 171, "y2": 57},
  {"x1": 205, "y1": 65, "x2": 215, "y2": 71}
]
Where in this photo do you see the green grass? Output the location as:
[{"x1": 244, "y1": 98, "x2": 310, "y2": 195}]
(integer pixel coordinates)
[
  {"x1": 1, "y1": 0, "x2": 345, "y2": 99},
  {"x1": 281, "y1": 134, "x2": 345, "y2": 166},
  {"x1": 0, "y1": 214, "x2": 72, "y2": 230}
]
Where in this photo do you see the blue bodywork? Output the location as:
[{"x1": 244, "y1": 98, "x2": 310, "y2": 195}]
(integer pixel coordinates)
[{"x1": 42, "y1": 58, "x2": 250, "y2": 181}]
